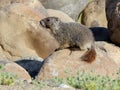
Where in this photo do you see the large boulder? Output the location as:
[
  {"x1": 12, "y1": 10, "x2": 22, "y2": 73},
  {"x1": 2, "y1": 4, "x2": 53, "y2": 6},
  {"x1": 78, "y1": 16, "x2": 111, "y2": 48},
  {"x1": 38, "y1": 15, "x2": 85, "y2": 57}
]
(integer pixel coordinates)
[
  {"x1": 47, "y1": 9, "x2": 74, "y2": 22},
  {"x1": 96, "y1": 42, "x2": 120, "y2": 65},
  {"x1": 36, "y1": 42, "x2": 119, "y2": 81},
  {"x1": 39, "y1": 0, "x2": 91, "y2": 20},
  {"x1": 0, "y1": 2, "x2": 74, "y2": 61},
  {"x1": 82, "y1": 0, "x2": 107, "y2": 27},
  {"x1": 0, "y1": 60, "x2": 31, "y2": 82},
  {"x1": 0, "y1": 83, "x2": 75, "y2": 90},
  {"x1": 0, "y1": 0, "x2": 33, "y2": 9},
  {"x1": 106, "y1": 0, "x2": 120, "y2": 45},
  {"x1": 0, "y1": 3, "x2": 59, "y2": 60}
]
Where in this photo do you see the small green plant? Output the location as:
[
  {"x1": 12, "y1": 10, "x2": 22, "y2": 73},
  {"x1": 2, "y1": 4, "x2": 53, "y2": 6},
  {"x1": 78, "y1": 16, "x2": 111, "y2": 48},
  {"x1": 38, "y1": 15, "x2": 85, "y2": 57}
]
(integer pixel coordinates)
[
  {"x1": 65, "y1": 71, "x2": 120, "y2": 90},
  {"x1": 0, "y1": 72, "x2": 17, "y2": 85},
  {"x1": 32, "y1": 80, "x2": 45, "y2": 89},
  {"x1": 32, "y1": 69, "x2": 120, "y2": 90},
  {"x1": 45, "y1": 70, "x2": 120, "y2": 90},
  {"x1": 48, "y1": 77, "x2": 65, "y2": 87},
  {"x1": 64, "y1": 68, "x2": 72, "y2": 74},
  {"x1": 77, "y1": 0, "x2": 94, "y2": 23},
  {"x1": 0, "y1": 64, "x2": 3, "y2": 69},
  {"x1": 77, "y1": 12, "x2": 83, "y2": 23}
]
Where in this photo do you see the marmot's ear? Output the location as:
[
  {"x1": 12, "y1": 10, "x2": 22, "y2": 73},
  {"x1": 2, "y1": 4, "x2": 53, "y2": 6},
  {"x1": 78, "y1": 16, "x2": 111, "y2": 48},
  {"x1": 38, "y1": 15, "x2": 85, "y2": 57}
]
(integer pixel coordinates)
[{"x1": 55, "y1": 17, "x2": 59, "y2": 21}]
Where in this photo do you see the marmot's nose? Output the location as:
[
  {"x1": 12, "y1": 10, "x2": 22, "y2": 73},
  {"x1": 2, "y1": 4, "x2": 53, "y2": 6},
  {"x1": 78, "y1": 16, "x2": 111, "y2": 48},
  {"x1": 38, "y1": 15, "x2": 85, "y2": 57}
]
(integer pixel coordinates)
[{"x1": 40, "y1": 20, "x2": 46, "y2": 27}]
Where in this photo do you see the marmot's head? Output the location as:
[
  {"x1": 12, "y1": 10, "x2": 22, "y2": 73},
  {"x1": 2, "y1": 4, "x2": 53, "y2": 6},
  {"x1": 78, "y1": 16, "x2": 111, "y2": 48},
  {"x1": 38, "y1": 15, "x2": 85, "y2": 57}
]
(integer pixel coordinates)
[{"x1": 40, "y1": 17, "x2": 61, "y2": 33}]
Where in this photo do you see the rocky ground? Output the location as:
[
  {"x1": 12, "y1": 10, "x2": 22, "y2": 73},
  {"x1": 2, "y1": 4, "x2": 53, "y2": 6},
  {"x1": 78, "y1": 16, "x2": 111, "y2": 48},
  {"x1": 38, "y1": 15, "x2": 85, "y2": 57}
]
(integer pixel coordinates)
[{"x1": 0, "y1": 0, "x2": 120, "y2": 90}]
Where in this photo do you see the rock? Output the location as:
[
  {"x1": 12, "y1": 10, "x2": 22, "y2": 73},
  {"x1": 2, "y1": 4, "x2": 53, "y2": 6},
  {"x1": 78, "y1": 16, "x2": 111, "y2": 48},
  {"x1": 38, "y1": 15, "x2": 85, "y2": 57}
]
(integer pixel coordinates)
[
  {"x1": 96, "y1": 42, "x2": 120, "y2": 65},
  {"x1": 39, "y1": 0, "x2": 91, "y2": 20},
  {"x1": 25, "y1": 0, "x2": 48, "y2": 16},
  {"x1": 106, "y1": 0, "x2": 120, "y2": 45},
  {"x1": 0, "y1": 2, "x2": 77, "y2": 60},
  {"x1": 89, "y1": 27, "x2": 111, "y2": 42},
  {"x1": 0, "y1": 2, "x2": 75, "y2": 61},
  {"x1": 0, "y1": 84, "x2": 76, "y2": 90},
  {"x1": 58, "y1": 84, "x2": 73, "y2": 89},
  {"x1": 47, "y1": 9, "x2": 74, "y2": 22},
  {"x1": 0, "y1": 60, "x2": 31, "y2": 82},
  {"x1": 0, "y1": 0, "x2": 48, "y2": 18},
  {"x1": 0, "y1": 3, "x2": 59, "y2": 60},
  {"x1": 36, "y1": 42, "x2": 119, "y2": 81},
  {"x1": 0, "y1": 0, "x2": 32, "y2": 9},
  {"x1": 82, "y1": 0, "x2": 107, "y2": 27}
]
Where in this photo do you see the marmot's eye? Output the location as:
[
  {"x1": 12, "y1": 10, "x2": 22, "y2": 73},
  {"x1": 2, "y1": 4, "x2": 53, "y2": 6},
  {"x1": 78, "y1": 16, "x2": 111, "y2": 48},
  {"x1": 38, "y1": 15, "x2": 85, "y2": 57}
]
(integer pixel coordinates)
[
  {"x1": 55, "y1": 18, "x2": 58, "y2": 21},
  {"x1": 47, "y1": 19, "x2": 50, "y2": 22}
]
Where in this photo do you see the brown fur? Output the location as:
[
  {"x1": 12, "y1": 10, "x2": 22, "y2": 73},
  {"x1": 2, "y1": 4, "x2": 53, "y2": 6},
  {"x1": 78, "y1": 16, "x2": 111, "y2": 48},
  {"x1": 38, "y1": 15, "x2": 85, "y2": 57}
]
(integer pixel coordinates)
[
  {"x1": 40, "y1": 17, "x2": 96, "y2": 63},
  {"x1": 81, "y1": 46, "x2": 96, "y2": 63}
]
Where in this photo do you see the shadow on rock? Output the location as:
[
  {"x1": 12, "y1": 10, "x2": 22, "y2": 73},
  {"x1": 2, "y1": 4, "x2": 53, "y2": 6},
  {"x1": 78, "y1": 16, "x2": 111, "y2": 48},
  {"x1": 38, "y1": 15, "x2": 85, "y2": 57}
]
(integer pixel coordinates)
[
  {"x1": 15, "y1": 59, "x2": 43, "y2": 79},
  {"x1": 89, "y1": 27, "x2": 111, "y2": 42}
]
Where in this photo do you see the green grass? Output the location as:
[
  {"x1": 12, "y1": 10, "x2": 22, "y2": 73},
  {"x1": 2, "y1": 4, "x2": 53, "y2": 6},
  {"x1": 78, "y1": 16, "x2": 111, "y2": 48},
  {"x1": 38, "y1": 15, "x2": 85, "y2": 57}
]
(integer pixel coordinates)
[
  {"x1": 0, "y1": 72, "x2": 17, "y2": 85},
  {"x1": 66, "y1": 71, "x2": 114, "y2": 90},
  {"x1": 1, "y1": 63, "x2": 120, "y2": 90},
  {"x1": 0, "y1": 65, "x2": 3, "y2": 69},
  {"x1": 32, "y1": 80, "x2": 46, "y2": 89},
  {"x1": 0, "y1": 64, "x2": 17, "y2": 85},
  {"x1": 77, "y1": 12, "x2": 83, "y2": 23},
  {"x1": 67, "y1": 71, "x2": 120, "y2": 90},
  {"x1": 35, "y1": 70, "x2": 120, "y2": 90}
]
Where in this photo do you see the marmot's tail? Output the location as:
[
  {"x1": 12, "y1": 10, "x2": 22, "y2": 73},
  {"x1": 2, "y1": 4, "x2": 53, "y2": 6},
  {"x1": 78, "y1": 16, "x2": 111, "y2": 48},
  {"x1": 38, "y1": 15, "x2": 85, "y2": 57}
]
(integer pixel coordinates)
[{"x1": 81, "y1": 46, "x2": 96, "y2": 63}]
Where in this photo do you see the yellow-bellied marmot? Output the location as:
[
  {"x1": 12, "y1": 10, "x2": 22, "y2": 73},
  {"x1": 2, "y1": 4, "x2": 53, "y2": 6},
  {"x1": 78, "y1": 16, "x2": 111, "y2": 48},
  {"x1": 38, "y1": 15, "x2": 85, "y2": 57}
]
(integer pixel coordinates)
[{"x1": 40, "y1": 17, "x2": 96, "y2": 63}]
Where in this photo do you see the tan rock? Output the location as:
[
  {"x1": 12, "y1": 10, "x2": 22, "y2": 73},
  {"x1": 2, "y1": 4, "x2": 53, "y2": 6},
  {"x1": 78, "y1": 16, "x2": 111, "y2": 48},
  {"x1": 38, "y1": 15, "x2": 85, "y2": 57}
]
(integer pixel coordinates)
[
  {"x1": 47, "y1": 9, "x2": 74, "y2": 22},
  {"x1": 24, "y1": 0, "x2": 48, "y2": 16},
  {"x1": 0, "y1": 0, "x2": 31, "y2": 9},
  {"x1": 40, "y1": 0, "x2": 91, "y2": 20},
  {"x1": 0, "y1": 3, "x2": 59, "y2": 60},
  {"x1": 0, "y1": 60, "x2": 31, "y2": 82},
  {"x1": 0, "y1": 84, "x2": 75, "y2": 90},
  {"x1": 36, "y1": 42, "x2": 119, "y2": 81},
  {"x1": 106, "y1": 0, "x2": 120, "y2": 44},
  {"x1": 96, "y1": 42, "x2": 120, "y2": 65},
  {"x1": 0, "y1": 2, "x2": 77, "y2": 61},
  {"x1": 0, "y1": 0, "x2": 48, "y2": 19},
  {"x1": 82, "y1": 0, "x2": 107, "y2": 27}
]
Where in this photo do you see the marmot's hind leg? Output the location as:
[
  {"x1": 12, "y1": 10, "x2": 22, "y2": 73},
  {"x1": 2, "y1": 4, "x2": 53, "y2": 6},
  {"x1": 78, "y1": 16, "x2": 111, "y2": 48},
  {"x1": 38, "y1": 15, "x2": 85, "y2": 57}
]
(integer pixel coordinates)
[{"x1": 79, "y1": 43, "x2": 91, "y2": 51}]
